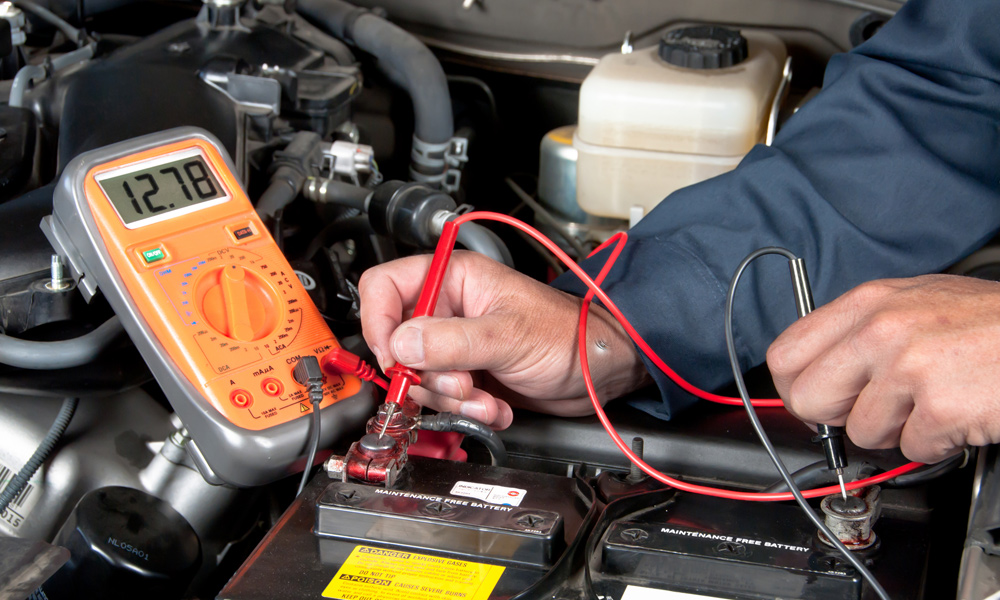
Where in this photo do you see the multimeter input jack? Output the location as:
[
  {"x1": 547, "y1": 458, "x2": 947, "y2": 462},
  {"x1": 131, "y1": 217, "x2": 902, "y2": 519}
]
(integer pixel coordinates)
[
  {"x1": 261, "y1": 378, "x2": 284, "y2": 397},
  {"x1": 230, "y1": 389, "x2": 253, "y2": 408}
]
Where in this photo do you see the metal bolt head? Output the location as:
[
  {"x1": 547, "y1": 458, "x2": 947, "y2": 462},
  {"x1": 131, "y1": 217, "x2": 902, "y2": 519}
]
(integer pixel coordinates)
[
  {"x1": 46, "y1": 255, "x2": 71, "y2": 291},
  {"x1": 325, "y1": 455, "x2": 346, "y2": 478}
]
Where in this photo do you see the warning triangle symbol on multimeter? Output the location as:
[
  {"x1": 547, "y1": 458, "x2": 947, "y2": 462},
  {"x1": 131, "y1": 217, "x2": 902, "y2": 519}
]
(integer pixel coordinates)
[{"x1": 300, "y1": 403, "x2": 309, "y2": 413}]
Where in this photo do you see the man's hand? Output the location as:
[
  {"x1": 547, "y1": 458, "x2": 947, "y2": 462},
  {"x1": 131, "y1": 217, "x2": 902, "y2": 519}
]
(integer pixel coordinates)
[
  {"x1": 767, "y1": 274, "x2": 1000, "y2": 463},
  {"x1": 359, "y1": 251, "x2": 649, "y2": 429}
]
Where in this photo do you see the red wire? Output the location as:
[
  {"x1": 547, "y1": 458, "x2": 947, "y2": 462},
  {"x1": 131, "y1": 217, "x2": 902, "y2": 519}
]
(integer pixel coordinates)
[
  {"x1": 426, "y1": 211, "x2": 923, "y2": 500},
  {"x1": 451, "y1": 213, "x2": 782, "y2": 406}
]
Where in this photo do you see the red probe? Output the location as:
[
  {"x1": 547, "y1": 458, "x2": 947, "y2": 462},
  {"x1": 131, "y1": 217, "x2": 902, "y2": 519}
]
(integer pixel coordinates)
[{"x1": 374, "y1": 210, "x2": 923, "y2": 500}]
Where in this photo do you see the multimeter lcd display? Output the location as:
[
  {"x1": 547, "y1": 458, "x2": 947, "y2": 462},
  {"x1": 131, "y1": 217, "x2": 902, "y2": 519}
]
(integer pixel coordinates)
[{"x1": 98, "y1": 153, "x2": 227, "y2": 226}]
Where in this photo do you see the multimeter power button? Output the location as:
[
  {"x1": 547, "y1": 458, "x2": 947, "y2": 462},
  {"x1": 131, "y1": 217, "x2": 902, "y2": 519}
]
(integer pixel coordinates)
[{"x1": 141, "y1": 247, "x2": 166, "y2": 263}]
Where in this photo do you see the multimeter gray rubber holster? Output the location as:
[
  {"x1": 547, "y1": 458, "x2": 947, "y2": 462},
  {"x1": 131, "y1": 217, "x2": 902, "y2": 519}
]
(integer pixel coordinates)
[{"x1": 40, "y1": 127, "x2": 374, "y2": 488}]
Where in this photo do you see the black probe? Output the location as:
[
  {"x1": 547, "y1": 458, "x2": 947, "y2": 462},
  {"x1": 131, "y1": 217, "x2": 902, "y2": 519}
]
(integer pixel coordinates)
[{"x1": 789, "y1": 258, "x2": 850, "y2": 501}]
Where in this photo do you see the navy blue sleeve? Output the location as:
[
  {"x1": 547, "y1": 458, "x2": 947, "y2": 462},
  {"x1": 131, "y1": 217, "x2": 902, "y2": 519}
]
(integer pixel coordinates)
[{"x1": 554, "y1": 0, "x2": 1000, "y2": 419}]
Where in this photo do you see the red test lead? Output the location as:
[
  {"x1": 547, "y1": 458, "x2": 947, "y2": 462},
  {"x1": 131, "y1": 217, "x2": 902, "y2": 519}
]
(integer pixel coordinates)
[{"x1": 402, "y1": 210, "x2": 924, "y2": 502}]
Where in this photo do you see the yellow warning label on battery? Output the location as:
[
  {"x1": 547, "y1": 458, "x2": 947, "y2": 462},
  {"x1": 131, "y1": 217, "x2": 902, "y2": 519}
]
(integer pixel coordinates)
[{"x1": 322, "y1": 546, "x2": 505, "y2": 600}]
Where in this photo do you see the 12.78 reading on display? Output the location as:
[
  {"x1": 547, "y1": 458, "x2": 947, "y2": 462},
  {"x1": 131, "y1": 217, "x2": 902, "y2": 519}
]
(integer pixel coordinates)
[{"x1": 97, "y1": 153, "x2": 226, "y2": 226}]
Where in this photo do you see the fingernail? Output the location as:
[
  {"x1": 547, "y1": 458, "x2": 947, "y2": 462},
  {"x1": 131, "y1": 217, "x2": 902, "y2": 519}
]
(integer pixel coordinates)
[
  {"x1": 459, "y1": 400, "x2": 489, "y2": 422},
  {"x1": 393, "y1": 325, "x2": 425, "y2": 365},
  {"x1": 439, "y1": 375, "x2": 463, "y2": 400}
]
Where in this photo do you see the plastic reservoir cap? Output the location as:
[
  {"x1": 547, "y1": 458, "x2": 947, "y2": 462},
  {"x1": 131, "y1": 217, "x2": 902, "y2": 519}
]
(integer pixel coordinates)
[{"x1": 658, "y1": 26, "x2": 749, "y2": 70}]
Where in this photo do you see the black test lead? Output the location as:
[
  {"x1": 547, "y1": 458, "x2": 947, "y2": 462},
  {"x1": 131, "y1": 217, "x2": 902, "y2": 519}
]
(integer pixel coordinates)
[{"x1": 789, "y1": 257, "x2": 850, "y2": 502}]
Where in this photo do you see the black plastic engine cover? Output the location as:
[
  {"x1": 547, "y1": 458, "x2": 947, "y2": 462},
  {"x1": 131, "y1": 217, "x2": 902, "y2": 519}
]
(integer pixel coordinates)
[{"x1": 38, "y1": 15, "x2": 354, "y2": 172}]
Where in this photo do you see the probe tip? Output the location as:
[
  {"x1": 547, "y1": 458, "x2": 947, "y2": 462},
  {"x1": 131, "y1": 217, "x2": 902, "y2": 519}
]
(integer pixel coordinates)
[
  {"x1": 836, "y1": 468, "x2": 848, "y2": 501},
  {"x1": 378, "y1": 403, "x2": 396, "y2": 438}
]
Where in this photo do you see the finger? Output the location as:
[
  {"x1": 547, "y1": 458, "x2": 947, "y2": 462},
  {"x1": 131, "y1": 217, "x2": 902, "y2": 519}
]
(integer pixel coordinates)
[
  {"x1": 419, "y1": 370, "x2": 475, "y2": 401},
  {"x1": 781, "y1": 335, "x2": 876, "y2": 425},
  {"x1": 389, "y1": 314, "x2": 523, "y2": 372},
  {"x1": 768, "y1": 282, "x2": 893, "y2": 397},
  {"x1": 359, "y1": 255, "x2": 456, "y2": 369},
  {"x1": 844, "y1": 383, "x2": 914, "y2": 450},
  {"x1": 898, "y1": 399, "x2": 965, "y2": 464},
  {"x1": 506, "y1": 395, "x2": 600, "y2": 418},
  {"x1": 408, "y1": 386, "x2": 514, "y2": 429}
]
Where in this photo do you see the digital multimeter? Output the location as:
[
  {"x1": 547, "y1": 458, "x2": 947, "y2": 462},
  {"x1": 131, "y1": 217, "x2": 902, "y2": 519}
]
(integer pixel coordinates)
[{"x1": 43, "y1": 128, "x2": 373, "y2": 487}]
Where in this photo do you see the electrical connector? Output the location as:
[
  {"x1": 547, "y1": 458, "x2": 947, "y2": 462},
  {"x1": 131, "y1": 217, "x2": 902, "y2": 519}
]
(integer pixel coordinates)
[
  {"x1": 293, "y1": 355, "x2": 325, "y2": 404},
  {"x1": 321, "y1": 348, "x2": 376, "y2": 381},
  {"x1": 320, "y1": 348, "x2": 390, "y2": 392},
  {"x1": 294, "y1": 356, "x2": 326, "y2": 497}
]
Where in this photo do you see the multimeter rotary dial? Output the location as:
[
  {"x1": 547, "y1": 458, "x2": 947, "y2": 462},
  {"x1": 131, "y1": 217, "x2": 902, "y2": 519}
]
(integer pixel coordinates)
[
  {"x1": 190, "y1": 248, "x2": 302, "y2": 348},
  {"x1": 198, "y1": 264, "x2": 278, "y2": 342}
]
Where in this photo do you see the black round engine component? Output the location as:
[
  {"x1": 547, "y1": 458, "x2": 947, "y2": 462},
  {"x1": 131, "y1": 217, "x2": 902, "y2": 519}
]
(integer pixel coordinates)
[
  {"x1": 658, "y1": 26, "x2": 748, "y2": 70},
  {"x1": 41, "y1": 486, "x2": 201, "y2": 600},
  {"x1": 368, "y1": 180, "x2": 457, "y2": 248}
]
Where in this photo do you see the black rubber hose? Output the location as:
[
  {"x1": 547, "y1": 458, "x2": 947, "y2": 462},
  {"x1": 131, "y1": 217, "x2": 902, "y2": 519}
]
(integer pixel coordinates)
[
  {"x1": 763, "y1": 460, "x2": 878, "y2": 494},
  {"x1": 256, "y1": 176, "x2": 300, "y2": 223},
  {"x1": 419, "y1": 412, "x2": 508, "y2": 467},
  {"x1": 256, "y1": 132, "x2": 322, "y2": 222},
  {"x1": 0, "y1": 317, "x2": 124, "y2": 370},
  {"x1": 0, "y1": 397, "x2": 78, "y2": 513},
  {"x1": 456, "y1": 223, "x2": 514, "y2": 268},
  {"x1": 296, "y1": 0, "x2": 454, "y2": 145},
  {"x1": 884, "y1": 450, "x2": 968, "y2": 488},
  {"x1": 303, "y1": 177, "x2": 373, "y2": 211}
]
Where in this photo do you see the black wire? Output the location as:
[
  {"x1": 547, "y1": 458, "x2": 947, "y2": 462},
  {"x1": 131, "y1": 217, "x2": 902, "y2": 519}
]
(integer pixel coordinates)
[
  {"x1": 504, "y1": 177, "x2": 588, "y2": 259},
  {"x1": 763, "y1": 459, "x2": 879, "y2": 494},
  {"x1": 418, "y1": 412, "x2": 508, "y2": 467},
  {"x1": 0, "y1": 397, "x2": 78, "y2": 513},
  {"x1": 724, "y1": 247, "x2": 890, "y2": 600},
  {"x1": 885, "y1": 448, "x2": 968, "y2": 488},
  {"x1": 296, "y1": 384, "x2": 324, "y2": 497}
]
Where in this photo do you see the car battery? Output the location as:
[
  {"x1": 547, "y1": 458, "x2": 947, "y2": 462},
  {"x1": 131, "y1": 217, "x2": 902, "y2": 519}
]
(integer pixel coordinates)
[
  {"x1": 590, "y1": 491, "x2": 929, "y2": 600},
  {"x1": 218, "y1": 456, "x2": 593, "y2": 600}
]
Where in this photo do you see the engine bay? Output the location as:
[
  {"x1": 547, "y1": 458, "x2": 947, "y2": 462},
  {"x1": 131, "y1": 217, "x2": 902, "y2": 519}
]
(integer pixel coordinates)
[{"x1": 0, "y1": 0, "x2": 996, "y2": 598}]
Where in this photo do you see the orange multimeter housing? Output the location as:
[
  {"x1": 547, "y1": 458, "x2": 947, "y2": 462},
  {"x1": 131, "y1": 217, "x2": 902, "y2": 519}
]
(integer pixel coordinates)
[{"x1": 45, "y1": 128, "x2": 372, "y2": 487}]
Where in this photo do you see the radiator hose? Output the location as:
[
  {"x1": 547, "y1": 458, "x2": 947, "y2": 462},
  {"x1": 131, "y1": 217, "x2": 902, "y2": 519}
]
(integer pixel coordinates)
[{"x1": 295, "y1": 0, "x2": 455, "y2": 187}]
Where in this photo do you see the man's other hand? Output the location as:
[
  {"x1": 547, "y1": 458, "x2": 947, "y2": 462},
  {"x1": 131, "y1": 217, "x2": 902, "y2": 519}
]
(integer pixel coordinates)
[{"x1": 768, "y1": 274, "x2": 1000, "y2": 463}]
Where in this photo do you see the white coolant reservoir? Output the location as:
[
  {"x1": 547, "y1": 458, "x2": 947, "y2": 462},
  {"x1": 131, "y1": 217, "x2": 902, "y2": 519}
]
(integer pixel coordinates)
[{"x1": 575, "y1": 26, "x2": 787, "y2": 219}]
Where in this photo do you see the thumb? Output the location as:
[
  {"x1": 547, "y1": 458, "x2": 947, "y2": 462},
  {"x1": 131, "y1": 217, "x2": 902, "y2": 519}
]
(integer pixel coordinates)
[{"x1": 389, "y1": 314, "x2": 520, "y2": 373}]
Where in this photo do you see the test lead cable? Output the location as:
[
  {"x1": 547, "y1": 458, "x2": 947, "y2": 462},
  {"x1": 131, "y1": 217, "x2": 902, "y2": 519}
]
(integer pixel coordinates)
[
  {"x1": 293, "y1": 356, "x2": 326, "y2": 497},
  {"x1": 723, "y1": 248, "x2": 889, "y2": 600},
  {"x1": 390, "y1": 211, "x2": 922, "y2": 502}
]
